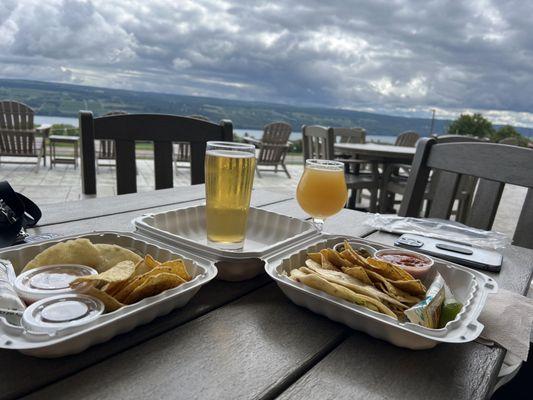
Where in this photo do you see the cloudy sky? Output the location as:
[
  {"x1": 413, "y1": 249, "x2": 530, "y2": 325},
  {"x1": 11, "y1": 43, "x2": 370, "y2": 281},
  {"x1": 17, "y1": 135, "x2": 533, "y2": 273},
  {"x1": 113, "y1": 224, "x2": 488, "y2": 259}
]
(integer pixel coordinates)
[{"x1": 1, "y1": 0, "x2": 533, "y2": 125}]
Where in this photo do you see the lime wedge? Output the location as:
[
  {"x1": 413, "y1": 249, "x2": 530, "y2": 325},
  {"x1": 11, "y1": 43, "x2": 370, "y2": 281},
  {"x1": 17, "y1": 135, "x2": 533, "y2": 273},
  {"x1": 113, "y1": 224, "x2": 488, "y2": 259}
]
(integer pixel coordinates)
[{"x1": 439, "y1": 302, "x2": 462, "y2": 328}]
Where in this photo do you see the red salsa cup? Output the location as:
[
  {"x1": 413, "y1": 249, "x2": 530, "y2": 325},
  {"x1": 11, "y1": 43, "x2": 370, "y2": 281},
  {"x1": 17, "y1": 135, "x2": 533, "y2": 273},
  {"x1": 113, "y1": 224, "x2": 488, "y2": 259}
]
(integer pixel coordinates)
[{"x1": 374, "y1": 249, "x2": 434, "y2": 279}]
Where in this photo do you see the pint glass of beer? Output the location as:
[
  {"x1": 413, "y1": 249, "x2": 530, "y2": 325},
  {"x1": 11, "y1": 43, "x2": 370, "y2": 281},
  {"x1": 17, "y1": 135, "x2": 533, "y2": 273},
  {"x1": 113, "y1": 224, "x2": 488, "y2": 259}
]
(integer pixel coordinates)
[{"x1": 205, "y1": 141, "x2": 256, "y2": 249}]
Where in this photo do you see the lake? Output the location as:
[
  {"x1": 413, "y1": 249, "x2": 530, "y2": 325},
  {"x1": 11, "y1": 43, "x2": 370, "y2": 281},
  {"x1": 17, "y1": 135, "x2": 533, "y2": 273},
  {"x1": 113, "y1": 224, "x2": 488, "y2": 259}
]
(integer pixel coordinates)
[{"x1": 34, "y1": 115, "x2": 397, "y2": 144}]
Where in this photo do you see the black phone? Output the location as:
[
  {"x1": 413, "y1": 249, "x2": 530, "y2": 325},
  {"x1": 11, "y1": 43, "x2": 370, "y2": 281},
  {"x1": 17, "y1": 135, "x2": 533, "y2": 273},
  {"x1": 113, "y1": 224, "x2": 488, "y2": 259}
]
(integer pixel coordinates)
[{"x1": 394, "y1": 234, "x2": 502, "y2": 272}]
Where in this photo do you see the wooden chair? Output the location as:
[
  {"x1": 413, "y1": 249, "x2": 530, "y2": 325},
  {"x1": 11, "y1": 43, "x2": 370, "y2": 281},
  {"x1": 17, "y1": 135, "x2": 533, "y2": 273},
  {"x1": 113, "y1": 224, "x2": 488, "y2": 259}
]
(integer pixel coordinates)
[
  {"x1": 174, "y1": 115, "x2": 210, "y2": 171},
  {"x1": 0, "y1": 101, "x2": 51, "y2": 167},
  {"x1": 243, "y1": 122, "x2": 292, "y2": 178},
  {"x1": 79, "y1": 111, "x2": 233, "y2": 195},
  {"x1": 96, "y1": 111, "x2": 128, "y2": 169},
  {"x1": 379, "y1": 135, "x2": 483, "y2": 216},
  {"x1": 400, "y1": 137, "x2": 533, "y2": 249},
  {"x1": 395, "y1": 131, "x2": 420, "y2": 147},
  {"x1": 302, "y1": 125, "x2": 380, "y2": 211},
  {"x1": 334, "y1": 127, "x2": 366, "y2": 144}
]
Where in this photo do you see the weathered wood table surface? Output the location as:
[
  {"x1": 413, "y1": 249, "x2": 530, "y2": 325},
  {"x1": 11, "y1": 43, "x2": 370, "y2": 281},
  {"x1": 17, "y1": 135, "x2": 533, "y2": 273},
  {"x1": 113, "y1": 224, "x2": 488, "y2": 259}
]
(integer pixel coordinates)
[
  {"x1": 335, "y1": 142, "x2": 416, "y2": 163},
  {"x1": 1, "y1": 187, "x2": 531, "y2": 400}
]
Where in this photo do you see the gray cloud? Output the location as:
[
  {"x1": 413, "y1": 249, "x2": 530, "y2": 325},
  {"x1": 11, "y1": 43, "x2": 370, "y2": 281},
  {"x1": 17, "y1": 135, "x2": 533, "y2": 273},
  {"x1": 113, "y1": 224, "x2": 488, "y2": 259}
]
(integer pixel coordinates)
[{"x1": 1, "y1": 0, "x2": 533, "y2": 125}]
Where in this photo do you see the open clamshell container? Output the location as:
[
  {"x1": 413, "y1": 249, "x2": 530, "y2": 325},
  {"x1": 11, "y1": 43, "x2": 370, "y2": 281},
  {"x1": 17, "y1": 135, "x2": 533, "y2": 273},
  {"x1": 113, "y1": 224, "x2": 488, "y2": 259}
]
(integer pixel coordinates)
[
  {"x1": 133, "y1": 206, "x2": 317, "y2": 281},
  {"x1": 0, "y1": 231, "x2": 217, "y2": 358},
  {"x1": 265, "y1": 235, "x2": 498, "y2": 350}
]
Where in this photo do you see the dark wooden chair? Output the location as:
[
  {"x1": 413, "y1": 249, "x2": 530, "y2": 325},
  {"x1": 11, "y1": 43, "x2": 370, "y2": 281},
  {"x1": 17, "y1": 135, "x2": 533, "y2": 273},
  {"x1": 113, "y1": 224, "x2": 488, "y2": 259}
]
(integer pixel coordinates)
[
  {"x1": 243, "y1": 122, "x2": 292, "y2": 178},
  {"x1": 302, "y1": 125, "x2": 380, "y2": 211},
  {"x1": 0, "y1": 101, "x2": 51, "y2": 167},
  {"x1": 400, "y1": 137, "x2": 533, "y2": 249},
  {"x1": 96, "y1": 111, "x2": 128, "y2": 169},
  {"x1": 79, "y1": 111, "x2": 233, "y2": 195},
  {"x1": 174, "y1": 115, "x2": 210, "y2": 171}
]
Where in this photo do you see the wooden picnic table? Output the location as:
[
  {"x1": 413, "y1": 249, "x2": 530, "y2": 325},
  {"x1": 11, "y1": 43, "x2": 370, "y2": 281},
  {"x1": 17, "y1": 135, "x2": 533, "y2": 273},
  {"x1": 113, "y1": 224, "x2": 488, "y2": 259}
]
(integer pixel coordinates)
[{"x1": 1, "y1": 187, "x2": 532, "y2": 400}]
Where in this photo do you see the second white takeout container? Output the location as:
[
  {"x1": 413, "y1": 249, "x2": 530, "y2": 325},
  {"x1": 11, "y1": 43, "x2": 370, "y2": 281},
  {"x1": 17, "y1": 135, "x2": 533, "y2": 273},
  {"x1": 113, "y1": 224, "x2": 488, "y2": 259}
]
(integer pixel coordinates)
[
  {"x1": 133, "y1": 205, "x2": 317, "y2": 281},
  {"x1": 264, "y1": 235, "x2": 498, "y2": 350},
  {"x1": 0, "y1": 231, "x2": 217, "y2": 358}
]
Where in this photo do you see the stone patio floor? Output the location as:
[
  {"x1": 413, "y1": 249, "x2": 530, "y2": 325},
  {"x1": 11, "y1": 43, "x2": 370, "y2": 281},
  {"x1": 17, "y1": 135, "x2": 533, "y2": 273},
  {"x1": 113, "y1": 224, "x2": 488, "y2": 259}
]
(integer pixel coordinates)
[{"x1": 0, "y1": 156, "x2": 525, "y2": 238}]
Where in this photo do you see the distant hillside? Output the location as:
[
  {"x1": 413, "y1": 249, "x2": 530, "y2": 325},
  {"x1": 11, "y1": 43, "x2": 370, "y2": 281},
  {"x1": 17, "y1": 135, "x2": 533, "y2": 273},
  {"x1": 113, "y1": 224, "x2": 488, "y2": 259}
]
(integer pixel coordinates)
[{"x1": 1, "y1": 79, "x2": 531, "y2": 137}]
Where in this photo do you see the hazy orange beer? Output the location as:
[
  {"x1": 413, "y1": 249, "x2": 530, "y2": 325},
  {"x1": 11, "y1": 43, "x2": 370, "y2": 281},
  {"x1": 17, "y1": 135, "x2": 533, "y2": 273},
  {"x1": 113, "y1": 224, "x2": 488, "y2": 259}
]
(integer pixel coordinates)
[
  {"x1": 296, "y1": 159, "x2": 347, "y2": 231},
  {"x1": 205, "y1": 141, "x2": 256, "y2": 249}
]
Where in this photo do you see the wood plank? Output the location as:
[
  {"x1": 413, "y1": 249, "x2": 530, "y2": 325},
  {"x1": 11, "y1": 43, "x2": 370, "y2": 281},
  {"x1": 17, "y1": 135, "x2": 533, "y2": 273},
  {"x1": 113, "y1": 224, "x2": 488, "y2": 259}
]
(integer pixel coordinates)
[
  {"x1": 36, "y1": 187, "x2": 291, "y2": 227},
  {"x1": 115, "y1": 139, "x2": 137, "y2": 194},
  {"x1": 513, "y1": 188, "x2": 533, "y2": 249},
  {"x1": 427, "y1": 171, "x2": 460, "y2": 219},
  {"x1": 153, "y1": 141, "x2": 174, "y2": 190},
  {"x1": 467, "y1": 179, "x2": 504, "y2": 230},
  {"x1": 278, "y1": 230, "x2": 533, "y2": 400},
  {"x1": 20, "y1": 285, "x2": 349, "y2": 400}
]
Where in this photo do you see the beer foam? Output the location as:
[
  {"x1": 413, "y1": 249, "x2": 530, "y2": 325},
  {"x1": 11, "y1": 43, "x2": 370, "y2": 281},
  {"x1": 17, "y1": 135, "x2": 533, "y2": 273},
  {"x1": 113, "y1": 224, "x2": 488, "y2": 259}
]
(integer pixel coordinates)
[{"x1": 206, "y1": 149, "x2": 254, "y2": 158}]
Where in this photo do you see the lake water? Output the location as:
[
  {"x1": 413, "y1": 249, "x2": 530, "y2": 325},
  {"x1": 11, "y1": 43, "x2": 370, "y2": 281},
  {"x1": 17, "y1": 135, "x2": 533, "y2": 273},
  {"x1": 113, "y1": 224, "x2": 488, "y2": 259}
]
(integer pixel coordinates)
[{"x1": 34, "y1": 116, "x2": 397, "y2": 144}]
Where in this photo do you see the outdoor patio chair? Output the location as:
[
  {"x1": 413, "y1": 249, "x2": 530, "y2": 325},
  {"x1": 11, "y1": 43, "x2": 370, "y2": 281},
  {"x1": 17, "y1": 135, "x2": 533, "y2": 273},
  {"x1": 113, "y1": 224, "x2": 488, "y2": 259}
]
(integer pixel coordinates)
[
  {"x1": 174, "y1": 115, "x2": 210, "y2": 171},
  {"x1": 79, "y1": 111, "x2": 233, "y2": 195},
  {"x1": 243, "y1": 122, "x2": 292, "y2": 178},
  {"x1": 302, "y1": 125, "x2": 380, "y2": 211},
  {"x1": 400, "y1": 137, "x2": 533, "y2": 249},
  {"x1": 394, "y1": 130, "x2": 420, "y2": 146},
  {"x1": 379, "y1": 135, "x2": 484, "y2": 218},
  {"x1": 0, "y1": 101, "x2": 51, "y2": 167},
  {"x1": 95, "y1": 111, "x2": 128, "y2": 169}
]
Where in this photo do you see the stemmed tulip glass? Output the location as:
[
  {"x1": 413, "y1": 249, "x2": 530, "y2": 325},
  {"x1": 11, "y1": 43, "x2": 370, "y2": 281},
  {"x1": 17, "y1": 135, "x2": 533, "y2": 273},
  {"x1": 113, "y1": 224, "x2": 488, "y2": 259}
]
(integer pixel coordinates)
[{"x1": 296, "y1": 159, "x2": 348, "y2": 232}]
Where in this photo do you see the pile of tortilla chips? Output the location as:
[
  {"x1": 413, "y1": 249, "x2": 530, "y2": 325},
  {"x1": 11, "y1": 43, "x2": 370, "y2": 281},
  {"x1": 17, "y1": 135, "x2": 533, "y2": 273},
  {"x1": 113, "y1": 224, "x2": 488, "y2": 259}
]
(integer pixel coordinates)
[
  {"x1": 70, "y1": 254, "x2": 192, "y2": 312},
  {"x1": 288, "y1": 241, "x2": 427, "y2": 320}
]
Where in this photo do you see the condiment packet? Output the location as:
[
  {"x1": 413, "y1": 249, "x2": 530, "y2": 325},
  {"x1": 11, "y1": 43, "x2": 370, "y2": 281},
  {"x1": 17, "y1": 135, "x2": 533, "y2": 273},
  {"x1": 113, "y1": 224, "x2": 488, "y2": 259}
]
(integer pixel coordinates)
[{"x1": 404, "y1": 272, "x2": 445, "y2": 328}]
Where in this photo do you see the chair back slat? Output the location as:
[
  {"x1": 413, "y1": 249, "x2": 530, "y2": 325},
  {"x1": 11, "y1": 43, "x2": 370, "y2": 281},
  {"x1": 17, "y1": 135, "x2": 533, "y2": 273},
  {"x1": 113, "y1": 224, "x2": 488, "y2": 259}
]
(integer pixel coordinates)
[
  {"x1": 427, "y1": 171, "x2": 460, "y2": 219},
  {"x1": 334, "y1": 127, "x2": 366, "y2": 144},
  {"x1": 257, "y1": 122, "x2": 291, "y2": 164},
  {"x1": 400, "y1": 138, "x2": 533, "y2": 249},
  {"x1": 426, "y1": 142, "x2": 533, "y2": 187},
  {"x1": 0, "y1": 101, "x2": 38, "y2": 157},
  {"x1": 302, "y1": 125, "x2": 334, "y2": 161},
  {"x1": 395, "y1": 131, "x2": 420, "y2": 147},
  {"x1": 466, "y1": 179, "x2": 504, "y2": 230},
  {"x1": 115, "y1": 140, "x2": 137, "y2": 194},
  {"x1": 514, "y1": 189, "x2": 533, "y2": 248},
  {"x1": 80, "y1": 111, "x2": 232, "y2": 195}
]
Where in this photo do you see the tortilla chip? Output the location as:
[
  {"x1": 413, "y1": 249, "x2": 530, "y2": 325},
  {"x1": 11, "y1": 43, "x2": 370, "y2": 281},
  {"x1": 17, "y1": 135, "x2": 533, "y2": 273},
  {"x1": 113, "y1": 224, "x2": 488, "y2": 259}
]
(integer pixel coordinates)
[
  {"x1": 300, "y1": 266, "x2": 407, "y2": 310},
  {"x1": 94, "y1": 244, "x2": 142, "y2": 272},
  {"x1": 319, "y1": 251, "x2": 338, "y2": 271},
  {"x1": 387, "y1": 278, "x2": 427, "y2": 296},
  {"x1": 160, "y1": 259, "x2": 191, "y2": 281},
  {"x1": 307, "y1": 253, "x2": 322, "y2": 264},
  {"x1": 123, "y1": 272, "x2": 186, "y2": 304},
  {"x1": 22, "y1": 238, "x2": 104, "y2": 272},
  {"x1": 145, "y1": 254, "x2": 160, "y2": 269},
  {"x1": 366, "y1": 270, "x2": 421, "y2": 305},
  {"x1": 366, "y1": 257, "x2": 416, "y2": 281},
  {"x1": 323, "y1": 249, "x2": 352, "y2": 268},
  {"x1": 70, "y1": 260, "x2": 136, "y2": 288},
  {"x1": 290, "y1": 269, "x2": 397, "y2": 319},
  {"x1": 342, "y1": 266, "x2": 374, "y2": 286},
  {"x1": 84, "y1": 286, "x2": 124, "y2": 312}
]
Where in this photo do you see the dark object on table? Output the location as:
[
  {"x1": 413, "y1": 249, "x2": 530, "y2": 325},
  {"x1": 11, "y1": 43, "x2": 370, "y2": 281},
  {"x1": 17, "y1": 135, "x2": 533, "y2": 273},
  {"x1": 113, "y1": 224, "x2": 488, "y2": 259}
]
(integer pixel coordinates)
[
  {"x1": 79, "y1": 112, "x2": 233, "y2": 195},
  {"x1": 243, "y1": 122, "x2": 292, "y2": 178},
  {"x1": 0, "y1": 181, "x2": 41, "y2": 247},
  {"x1": 400, "y1": 137, "x2": 533, "y2": 249},
  {"x1": 394, "y1": 234, "x2": 502, "y2": 272},
  {"x1": 302, "y1": 125, "x2": 380, "y2": 212},
  {"x1": 0, "y1": 101, "x2": 51, "y2": 167}
]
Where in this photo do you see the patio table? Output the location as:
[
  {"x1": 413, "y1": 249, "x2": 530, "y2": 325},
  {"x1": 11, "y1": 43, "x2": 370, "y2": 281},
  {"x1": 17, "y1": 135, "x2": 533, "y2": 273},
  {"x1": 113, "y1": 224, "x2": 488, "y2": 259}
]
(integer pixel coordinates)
[
  {"x1": 334, "y1": 142, "x2": 416, "y2": 163},
  {"x1": 1, "y1": 187, "x2": 531, "y2": 400}
]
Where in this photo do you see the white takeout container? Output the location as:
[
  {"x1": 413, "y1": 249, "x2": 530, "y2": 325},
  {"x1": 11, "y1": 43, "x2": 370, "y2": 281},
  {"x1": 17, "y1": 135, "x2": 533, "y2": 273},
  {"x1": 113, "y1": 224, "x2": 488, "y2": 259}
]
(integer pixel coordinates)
[
  {"x1": 265, "y1": 235, "x2": 498, "y2": 350},
  {"x1": 133, "y1": 205, "x2": 317, "y2": 281},
  {"x1": 0, "y1": 231, "x2": 217, "y2": 358}
]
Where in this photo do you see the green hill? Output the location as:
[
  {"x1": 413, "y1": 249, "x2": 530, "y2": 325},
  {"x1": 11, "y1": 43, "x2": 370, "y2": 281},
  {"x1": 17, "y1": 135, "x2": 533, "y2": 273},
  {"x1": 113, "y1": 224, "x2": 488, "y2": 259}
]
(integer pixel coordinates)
[{"x1": 1, "y1": 79, "x2": 531, "y2": 137}]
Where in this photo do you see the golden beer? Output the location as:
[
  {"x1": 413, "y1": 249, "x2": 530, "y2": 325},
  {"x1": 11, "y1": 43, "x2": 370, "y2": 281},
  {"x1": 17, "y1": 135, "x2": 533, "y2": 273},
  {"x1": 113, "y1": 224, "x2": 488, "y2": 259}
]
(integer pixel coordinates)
[
  {"x1": 205, "y1": 142, "x2": 256, "y2": 248},
  {"x1": 296, "y1": 159, "x2": 347, "y2": 231}
]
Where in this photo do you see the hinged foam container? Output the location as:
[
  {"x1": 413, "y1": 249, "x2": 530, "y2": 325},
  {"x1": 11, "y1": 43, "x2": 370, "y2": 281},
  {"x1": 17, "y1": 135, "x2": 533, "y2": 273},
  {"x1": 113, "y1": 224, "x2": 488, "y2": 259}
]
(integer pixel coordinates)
[
  {"x1": 133, "y1": 205, "x2": 317, "y2": 281},
  {"x1": 0, "y1": 231, "x2": 217, "y2": 357},
  {"x1": 264, "y1": 235, "x2": 498, "y2": 350}
]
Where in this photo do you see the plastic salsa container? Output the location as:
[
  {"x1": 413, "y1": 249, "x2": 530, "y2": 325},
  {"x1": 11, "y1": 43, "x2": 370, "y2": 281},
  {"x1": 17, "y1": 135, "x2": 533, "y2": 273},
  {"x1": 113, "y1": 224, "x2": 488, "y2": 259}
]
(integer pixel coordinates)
[
  {"x1": 374, "y1": 249, "x2": 434, "y2": 279},
  {"x1": 14, "y1": 265, "x2": 98, "y2": 304}
]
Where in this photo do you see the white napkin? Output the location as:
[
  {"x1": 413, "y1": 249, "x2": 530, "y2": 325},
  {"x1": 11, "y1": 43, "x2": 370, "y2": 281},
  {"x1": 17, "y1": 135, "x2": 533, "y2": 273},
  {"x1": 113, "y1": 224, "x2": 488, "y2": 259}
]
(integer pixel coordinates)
[{"x1": 478, "y1": 288, "x2": 533, "y2": 361}]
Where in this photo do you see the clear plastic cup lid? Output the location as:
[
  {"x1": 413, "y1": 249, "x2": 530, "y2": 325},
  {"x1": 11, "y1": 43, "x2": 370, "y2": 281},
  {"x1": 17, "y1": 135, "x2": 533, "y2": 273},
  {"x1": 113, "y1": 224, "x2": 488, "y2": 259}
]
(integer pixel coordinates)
[
  {"x1": 22, "y1": 294, "x2": 104, "y2": 333},
  {"x1": 15, "y1": 264, "x2": 98, "y2": 303}
]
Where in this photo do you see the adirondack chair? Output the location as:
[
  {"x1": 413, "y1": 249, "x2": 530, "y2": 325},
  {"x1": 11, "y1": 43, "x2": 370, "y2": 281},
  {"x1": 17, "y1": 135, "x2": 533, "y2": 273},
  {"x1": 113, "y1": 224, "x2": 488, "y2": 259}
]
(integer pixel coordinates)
[
  {"x1": 174, "y1": 115, "x2": 210, "y2": 171},
  {"x1": 243, "y1": 122, "x2": 292, "y2": 178},
  {"x1": 96, "y1": 111, "x2": 128, "y2": 169},
  {"x1": 0, "y1": 101, "x2": 51, "y2": 167},
  {"x1": 394, "y1": 131, "x2": 420, "y2": 146}
]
